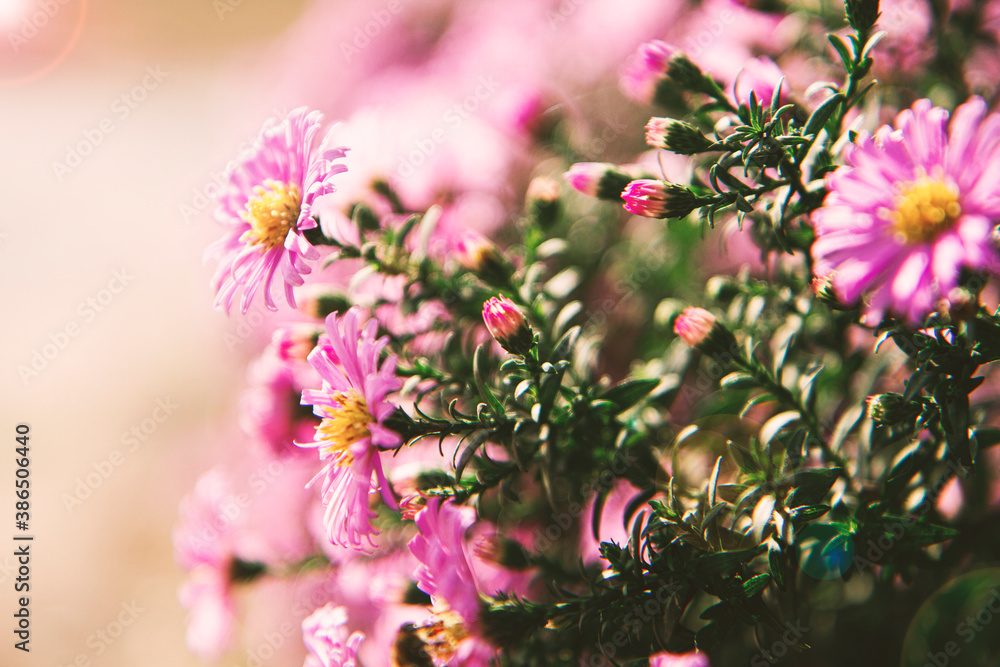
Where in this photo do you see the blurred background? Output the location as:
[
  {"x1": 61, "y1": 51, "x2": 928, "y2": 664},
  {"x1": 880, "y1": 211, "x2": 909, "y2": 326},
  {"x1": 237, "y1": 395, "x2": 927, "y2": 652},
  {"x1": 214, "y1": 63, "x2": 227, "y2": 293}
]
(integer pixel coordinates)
[
  {"x1": 0, "y1": 0, "x2": 685, "y2": 664},
  {"x1": 0, "y1": 1, "x2": 323, "y2": 665}
]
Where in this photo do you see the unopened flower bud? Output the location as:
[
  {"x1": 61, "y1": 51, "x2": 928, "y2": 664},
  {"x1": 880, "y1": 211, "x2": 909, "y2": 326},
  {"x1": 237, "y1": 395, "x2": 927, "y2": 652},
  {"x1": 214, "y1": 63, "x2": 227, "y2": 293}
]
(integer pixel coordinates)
[
  {"x1": 483, "y1": 295, "x2": 534, "y2": 356},
  {"x1": 811, "y1": 275, "x2": 840, "y2": 306},
  {"x1": 866, "y1": 393, "x2": 919, "y2": 426},
  {"x1": 621, "y1": 180, "x2": 704, "y2": 219},
  {"x1": 646, "y1": 117, "x2": 715, "y2": 154},
  {"x1": 271, "y1": 325, "x2": 322, "y2": 362},
  {"x1": 845, "y1": 0, "x2": 881, "y2": 35},
  {"x1": 454, "y1": 232, "x2": 512, "y2": 285},
  {"x1": 472, "y1": 534, "x2": 532, "y2": 570},
  {"x1": 299, "y1": 288, "x2": 352, "y2": 320},
  {"x1": 674, "y1": 307, "x2": 737, "y2": 357},
  {"x1": 936, "y1": 286, "x2": 978, "y2": 323},
  {"x1": 564, "y1": 162, "x2": 636, "y2": 201},
  {"x1": 620, "y1": 40, "x2": 682, "y2": 104},
  {"x1": 525, "y1": 176, "x2": 562, "y2": 228}
]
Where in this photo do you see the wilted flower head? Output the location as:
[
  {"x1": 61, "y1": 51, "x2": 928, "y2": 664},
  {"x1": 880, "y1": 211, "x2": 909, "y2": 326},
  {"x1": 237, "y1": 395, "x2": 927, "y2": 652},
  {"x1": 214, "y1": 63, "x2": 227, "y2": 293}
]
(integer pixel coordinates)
[
  {"x1": 483, "y1": 295, "x2": 533, "y2": 355},
  {"x1": 812, "y1": 97, "x2": 1000, "y2": 325},
  {"x1": 208, "y1": 108, "x2": 348, "y2": 314},
  {"x1": 302, "y1": 604, "x2": 364, "y2": 667},
  {"x1": 298, "y1": 307, "x2": 403, "y2": 551}
]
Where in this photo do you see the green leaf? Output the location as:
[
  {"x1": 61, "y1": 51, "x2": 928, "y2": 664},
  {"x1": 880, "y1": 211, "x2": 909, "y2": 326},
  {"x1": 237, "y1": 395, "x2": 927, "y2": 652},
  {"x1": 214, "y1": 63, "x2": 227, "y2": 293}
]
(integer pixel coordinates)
[
  {"x1": 827, "y1": 34, "x2": 854, "y2": 71},
  {"x1": 802, "y1": 93, "x2": 844, "y2": 137},
  {"x1": 473, "y1": 344, "x2": 504, "y2": 419},
  {"x1": 789, "y1": 504, "x2": 830, "y2": 522},
  {"x1": 727, "y1": 440, "x2": 759, "y2": 473},
  {"x1": 742, "y1": 573, "x2": 771, "y2": 598},
  {"x1": 786, "y1": 467, "x2": 841, "y2": 507},
  {"x1": 721, "y1": 372, "x2": 757, "y2": 390},
  {"x1": 740, "y1": 392, "x2": 775, "y2": 419},
  {"x1": 600, "y1": 378, "x2": 660, "y2": 413},
  {"x1": 760, "y1": 411, "x2": 801, "y2": 446},
  {"x1": 691, "y1": 546, "x2": 764, "y2": 577}
]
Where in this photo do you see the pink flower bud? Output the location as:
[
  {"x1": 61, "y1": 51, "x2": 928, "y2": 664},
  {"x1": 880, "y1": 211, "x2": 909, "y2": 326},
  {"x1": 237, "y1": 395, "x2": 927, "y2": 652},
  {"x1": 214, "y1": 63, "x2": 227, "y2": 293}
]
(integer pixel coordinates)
[
  {"x1": 483, "y1": 295, "x2": 533, "y2": 355},
  {"x1": 674, "y1": 307, "x2": 717, "y2": 348}
]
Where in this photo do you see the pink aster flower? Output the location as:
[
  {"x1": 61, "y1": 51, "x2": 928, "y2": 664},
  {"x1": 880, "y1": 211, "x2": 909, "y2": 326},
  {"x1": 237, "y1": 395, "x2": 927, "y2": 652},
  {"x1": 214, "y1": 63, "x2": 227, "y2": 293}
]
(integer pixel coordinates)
[
  {"x1": 302, "y1": 604, "x2": 365, "y2": 667},
  {"x1": 622, "y1": 180, "x2": 702, "y2": 219},
  {"x1": 208, "y1": 108, "x2": 348, "y2": 314},
  {"x1": 299, "y1": 307, "x2": 403, "y2": 551},
  {"x1": 408, "y1": 497, "x2": 497, "y2": 666},
  {"x1": 173, "y1": 469, "x2": 239, "y2": 661},
  {"x1": 812, "y1": 97, "x2": 1000, "y2": 325}
]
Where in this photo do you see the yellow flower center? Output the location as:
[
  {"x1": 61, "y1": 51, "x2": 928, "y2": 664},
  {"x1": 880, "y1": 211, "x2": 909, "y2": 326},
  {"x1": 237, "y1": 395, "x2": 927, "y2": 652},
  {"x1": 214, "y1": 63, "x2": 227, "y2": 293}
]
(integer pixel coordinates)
[
  {"x1": 316, "y1": 390, "x2": 372, "y2": 464},
  {"x1": 391, "y1": 613, "x2": 469, "y2": 666},
  {"x1": 239, "y1": 180, "x2": 302, "y2": 250},
  {"x1": 890, "y1": 179, "x2": 961, "y2": 245}
]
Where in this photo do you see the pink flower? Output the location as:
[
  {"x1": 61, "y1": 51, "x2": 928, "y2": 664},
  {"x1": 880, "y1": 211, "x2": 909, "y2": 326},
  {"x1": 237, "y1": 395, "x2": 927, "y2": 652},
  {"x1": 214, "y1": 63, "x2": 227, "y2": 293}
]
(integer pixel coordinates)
[
  {"x1": 812, "y1": 97, "x2": 1000, "y2": 325},
  {"x1": 173, "y1": 469, "x2": 239, "y2": 661},
  {"x1": 732, "y1": 56, "x2": 787, "y2": 109},
  {"x1": 299, "y1": 307, "x2": 403, "y2": 551},
  {"x1": 482, "y1": 295, "x2": 532, "y2": 355},
  {"x1": 620, "y1": 39, "x2": 679, "y2": 104},
  {"x1": 408, "y1": 498, "x2": 497, "y2": 666},
  {"x1": 649, "y1": 649, "x2": 711, "y2": 667},
  {"x1": 674, "y1": 307, "x2": 716, "y2": 348},
  {"x1": 302, "y1": 604, "x2": 365, "y2": 667},
  {"x1": 239, "y1": 343, "x2": 319, "y2": 459},
  {"x1": 208, "y1": 108, "x2": 348, "y2": 314}
]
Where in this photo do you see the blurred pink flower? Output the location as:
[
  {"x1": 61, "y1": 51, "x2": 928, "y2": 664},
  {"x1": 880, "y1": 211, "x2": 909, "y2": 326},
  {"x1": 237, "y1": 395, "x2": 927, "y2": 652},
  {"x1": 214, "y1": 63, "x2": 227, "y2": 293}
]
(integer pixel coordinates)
[
  {"x1": 732, "y1": 56, "x2": 787, "y2": 109},
  {"x1": 240, "y1": 343, "x2": 319, "y2": 459},
  {"x1": 812, "y1": 97, "x2": 1000, "y2": 325},
  {"x1": 174, "y1": 469, "x2": 239, "y2": 661},
  {"x1": 208, "y1": 108, "x2": 348, "y2": 314},
  {"x1": 299, "y1": 307, "x2": 403, "y2": 551},
  {"x1": 302, "y1": 604, "x2": 365, "y2": 667},
  {"x1": 409, "y1": 497, "x2": 497, "y2": 665},
  {"x1": 649, "y1": 649, "x2": 711, "y2": 666},
  {"x1": 620, "y1": 39, "x2": 679, "y2": 104}
]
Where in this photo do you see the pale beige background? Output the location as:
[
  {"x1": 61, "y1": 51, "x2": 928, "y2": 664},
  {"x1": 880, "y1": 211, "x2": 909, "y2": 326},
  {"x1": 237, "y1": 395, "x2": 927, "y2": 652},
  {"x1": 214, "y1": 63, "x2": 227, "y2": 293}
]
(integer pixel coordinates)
[{"x1": 0, "y1": 1, "x2": 316, "y2": 665}]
